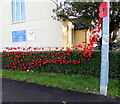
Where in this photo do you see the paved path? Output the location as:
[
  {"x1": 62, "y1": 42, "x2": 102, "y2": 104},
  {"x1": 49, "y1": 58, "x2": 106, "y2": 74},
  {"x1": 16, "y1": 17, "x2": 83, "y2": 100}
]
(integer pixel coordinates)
[{"x1": 2, "y1": 78, "x2": 119, "y2": 103}]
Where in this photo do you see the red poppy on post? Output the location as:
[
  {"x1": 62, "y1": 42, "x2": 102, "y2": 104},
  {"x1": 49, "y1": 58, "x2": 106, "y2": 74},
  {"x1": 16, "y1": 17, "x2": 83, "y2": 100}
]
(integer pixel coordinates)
[{"x1": 99, "y1": 2, "x2": 108, "y2": 18}]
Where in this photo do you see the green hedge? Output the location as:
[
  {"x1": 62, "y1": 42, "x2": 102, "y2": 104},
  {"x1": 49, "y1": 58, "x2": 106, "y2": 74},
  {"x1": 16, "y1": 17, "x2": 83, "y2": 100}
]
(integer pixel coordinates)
[
  {"x1": 2, "y1": 51, "x2": 120, "y2": 78},
  {"x1": 42, "y1": 51, "x2": 120, "y2": 78}
]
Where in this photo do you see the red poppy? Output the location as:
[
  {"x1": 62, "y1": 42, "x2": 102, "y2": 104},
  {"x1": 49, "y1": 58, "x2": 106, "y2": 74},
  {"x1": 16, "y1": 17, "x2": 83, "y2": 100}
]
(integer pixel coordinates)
[
  {"x1": 23, "y1": 66, "x2": 27, "y2": 70},
  {"x1": 14, "y1": 59, "x2": 17, "y2": 61},
  {"x1": 51, "y1": 55, "x2": 55, "y2": 57},
  {"x1": 3, "y1": 51, "x2": 6, "y2": 53},
  {"x1": 17, "y1": 47, "x2": 20, "y2": 49},
  {"x1": 42, "y1": 48, "x2": 44, "y2": 50},
  {"x1": 55, "y1": 47, "x2": 58, "y2": 50},
  {"x1": 82, "y1": 41, "x2": 87, "y2": 44},
  {"x1": 99, "y1": 2, "x2": 108, "y2": 18},
  {"x1": 33, "y1": 55, "x2": 36, "y2": 57},
  {"x1": 40, "y1": 56, "x2": 43, "y2": 58}
]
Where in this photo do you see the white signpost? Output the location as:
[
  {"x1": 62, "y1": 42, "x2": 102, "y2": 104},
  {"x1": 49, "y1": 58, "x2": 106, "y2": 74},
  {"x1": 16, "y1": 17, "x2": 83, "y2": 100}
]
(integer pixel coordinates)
[{"x1": 100, "y1": 0, "x2": 110, "y2": 96}]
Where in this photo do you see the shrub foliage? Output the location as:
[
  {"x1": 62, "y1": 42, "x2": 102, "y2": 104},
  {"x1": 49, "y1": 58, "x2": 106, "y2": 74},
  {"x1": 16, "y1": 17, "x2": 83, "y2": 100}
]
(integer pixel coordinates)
[{"x1": 2, "y1": 51, "x2": 120, "y2": 78}]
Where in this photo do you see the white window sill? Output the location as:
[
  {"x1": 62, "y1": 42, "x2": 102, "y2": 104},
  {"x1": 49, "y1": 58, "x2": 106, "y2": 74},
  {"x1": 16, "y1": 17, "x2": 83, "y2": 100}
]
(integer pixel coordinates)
[{"x1": 11, "y1": 21, "x2": 26, "y2": 25}]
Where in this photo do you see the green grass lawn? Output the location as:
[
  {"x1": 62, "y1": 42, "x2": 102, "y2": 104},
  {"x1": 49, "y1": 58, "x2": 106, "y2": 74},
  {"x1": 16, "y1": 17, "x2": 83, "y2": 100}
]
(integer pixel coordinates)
[{"x1": 0, "y1": 70, "x2": 119, "y2": 98}]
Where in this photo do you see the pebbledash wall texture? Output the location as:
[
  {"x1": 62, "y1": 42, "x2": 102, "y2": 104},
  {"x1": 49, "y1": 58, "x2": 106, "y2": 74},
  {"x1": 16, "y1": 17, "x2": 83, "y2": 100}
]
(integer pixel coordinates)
[{"x1": 0, "y1": 0, "x2": 62, "y2": 51}]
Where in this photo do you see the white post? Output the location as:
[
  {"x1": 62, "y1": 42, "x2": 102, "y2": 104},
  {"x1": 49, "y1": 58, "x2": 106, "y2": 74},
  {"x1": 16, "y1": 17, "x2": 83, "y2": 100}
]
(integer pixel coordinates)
[{"x1": 100, "y1": 0, "x2": 110, "y2": 96}]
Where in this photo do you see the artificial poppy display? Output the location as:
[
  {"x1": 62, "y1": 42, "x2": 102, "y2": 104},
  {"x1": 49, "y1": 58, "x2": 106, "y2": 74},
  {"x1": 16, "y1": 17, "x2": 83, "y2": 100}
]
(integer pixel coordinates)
[{"x1": 99, "y1": 2, "x2": 108, "y2": 18}]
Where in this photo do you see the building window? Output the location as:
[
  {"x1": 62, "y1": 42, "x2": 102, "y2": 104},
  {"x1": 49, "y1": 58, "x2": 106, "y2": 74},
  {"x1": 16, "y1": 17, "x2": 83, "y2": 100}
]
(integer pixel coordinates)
[{"x1": 12, "y1": 0, "x2": 26, "y2": 23}]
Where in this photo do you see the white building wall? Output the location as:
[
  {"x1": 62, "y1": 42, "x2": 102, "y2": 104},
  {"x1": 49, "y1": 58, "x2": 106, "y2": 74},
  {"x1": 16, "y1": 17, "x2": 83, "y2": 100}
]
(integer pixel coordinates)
[{"x1": 0, "y1": 0, "x2": 62, "y2": 50}]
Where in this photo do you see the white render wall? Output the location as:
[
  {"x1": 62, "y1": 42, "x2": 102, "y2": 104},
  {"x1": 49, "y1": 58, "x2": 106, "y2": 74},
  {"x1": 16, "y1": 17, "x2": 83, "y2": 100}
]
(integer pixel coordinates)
[{"x1": 0, "y1": 0, "x2": 62, "y2": 50}]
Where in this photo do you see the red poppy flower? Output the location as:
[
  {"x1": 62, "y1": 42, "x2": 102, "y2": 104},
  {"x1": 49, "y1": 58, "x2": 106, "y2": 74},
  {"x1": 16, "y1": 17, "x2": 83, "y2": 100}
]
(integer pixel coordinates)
[
  {"x1": 17, "y1": 47, "x2": 20, "y2": 49},
  {"x1": 42, "y1": 48, "x2": 44, "y2": 50},
  {"x1": 82, "y1": 41, "x2": 87, "y2": 44},
  {"x1": 14, "y1": 59, "x2": 17, "y2": 61},
  {"x1": 55, "y1": 47, "x2": 58, "y2": 50},
  {"x1": 3, "y1": 51, "x2": 6, "y2": 53},
  {"x1": 40, "y1": 56, "x2": 43, "y2": 58},
  {"x1": 99, "y1": 2, "x2": 108, "y2": 18},
  {"x1": 60, "y1": 49, "x2": 63, "y2": 51},
  {"x1": 23, "y1": 66, "x2": 27, "y2": 69}
]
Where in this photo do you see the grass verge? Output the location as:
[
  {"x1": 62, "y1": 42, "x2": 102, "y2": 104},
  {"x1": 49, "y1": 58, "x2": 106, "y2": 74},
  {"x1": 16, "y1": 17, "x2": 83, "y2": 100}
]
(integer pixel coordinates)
[{"x1": 1, "y1": 70, "x2": 119, "y2": 98}]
